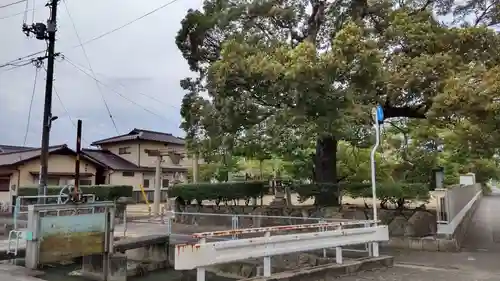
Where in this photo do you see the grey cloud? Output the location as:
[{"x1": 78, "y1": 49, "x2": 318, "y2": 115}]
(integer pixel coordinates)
[{"x1": 0, "y1": 0, "x2": 200, "y2": 147}]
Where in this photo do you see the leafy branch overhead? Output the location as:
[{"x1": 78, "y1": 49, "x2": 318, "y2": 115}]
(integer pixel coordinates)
[{"x1": 176, "y1": 0, "x2": 500, "y2": 204}]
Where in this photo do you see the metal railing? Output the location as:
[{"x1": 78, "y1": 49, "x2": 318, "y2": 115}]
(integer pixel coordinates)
[
  {"x1": 122, "y1": 208, "x2": 374, "y2": 254},
  {"x1": 175, "y1": 222, "x2": 389, "y2": 281},
  {"x1": 12, "y1": 194, "x2": 96, "y2": 230},
  {"x1": 435, "y1": 184, "x2": 481, "y2": 235}
]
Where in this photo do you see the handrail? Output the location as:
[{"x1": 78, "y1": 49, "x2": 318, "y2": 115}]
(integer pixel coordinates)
[{"x1": 192, "y1": 220, "x2": 377, "y2": 238}]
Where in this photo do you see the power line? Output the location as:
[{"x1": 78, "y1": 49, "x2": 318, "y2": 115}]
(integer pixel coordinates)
[
  {"x1": 63, "y1": 57, "x2": 173, "y2": 122},
  {"x1": 63, "y1": 58, "x2": 179, "y2": 110},
  {"x1": 0, "y1": 0, "x2": 26, "y2": 9},
  {"x1": 41, "y1": 65, "x2": 90, "y2": 147},
  {"x1": 0, "y1": 51, "x2": 45, "y2": 68},
  {"x1": 23, "y1": 65, "x2": 40, "y2": 146},
  {"x1": 0, "y1": 0, "x2": 182, "y2": 67},
  {"x1": 73, "y1": 0, "x2": 182, "y2": 48},
  {"x1": 62, "y1": 0, "x2": 119, "y2": 134}
]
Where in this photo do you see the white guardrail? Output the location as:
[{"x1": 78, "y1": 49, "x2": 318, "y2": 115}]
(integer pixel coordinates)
[{"x1": 175, "y1": 222, "x2": 389, "y2": 281}]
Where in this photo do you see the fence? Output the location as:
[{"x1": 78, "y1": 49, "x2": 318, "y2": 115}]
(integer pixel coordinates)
[
  {"x1": 122, "y1": 208, "x2": 374, "y2": 254},
  {"x1": 175, "y1": 221, "x2": 389, "y2": 281},
  {"x1": 435, "y1": 183, "x2": 481, "y2": 235},
  {"x1": 12, "y1": 194, "x2": 96, "y2": 230}
]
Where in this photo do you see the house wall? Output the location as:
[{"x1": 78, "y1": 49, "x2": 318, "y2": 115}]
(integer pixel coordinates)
[
  {"x1": 0, "y1": 154, "x2": 98, "y2": 205},
  {"x1": 107, "y1": 170, "x2": 143, "y2": 190},
  {"x1": 100, "y1": 141, "x2": 195, "y2": 169}
]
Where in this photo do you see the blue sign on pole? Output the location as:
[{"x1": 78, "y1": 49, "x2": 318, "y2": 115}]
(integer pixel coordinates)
[{"x1": 376, "y1": 105, "x2": 384, "y2": 124}]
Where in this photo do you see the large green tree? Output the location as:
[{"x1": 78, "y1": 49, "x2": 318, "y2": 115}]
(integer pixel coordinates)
[{"x1": 176, "y1": 0, "x2": 500, "y2": 205}]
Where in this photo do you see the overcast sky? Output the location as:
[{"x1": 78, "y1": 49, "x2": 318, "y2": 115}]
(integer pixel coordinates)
[{"x1": 0, "y1": 0, "x2": 201, "y2": 148}]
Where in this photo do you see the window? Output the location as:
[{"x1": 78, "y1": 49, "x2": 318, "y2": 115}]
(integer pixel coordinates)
[
  {"x1": 47, "y1": 177, "x2": 60, "y2": 186},
  {"x1": 162, "y1": 179, "x2": 169, "y2": 188},
  {"x1": 79, "y1": 179, "x2": 92, "y2": 186},
  {"x1": 118, "y1": 147, "x2": 131, "y2": 155},
  {"x1": 122, "y1": 171, "x2": 135, "y2": 177},
  {"x1": 143, "y1": 179, "x2": 150, "y2": 188}
]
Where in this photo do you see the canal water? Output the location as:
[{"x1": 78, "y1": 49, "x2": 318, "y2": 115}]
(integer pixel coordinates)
[{"x1": 40, "y1": 263, "x2": 234, "y2": 281}]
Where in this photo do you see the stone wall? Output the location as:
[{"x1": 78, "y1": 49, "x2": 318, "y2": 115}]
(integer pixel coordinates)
[{"x1": 173, "y1": 203, "x2": 437, "y2": 238}]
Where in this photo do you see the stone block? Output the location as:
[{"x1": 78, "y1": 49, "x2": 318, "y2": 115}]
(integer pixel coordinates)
[
  {"x1": 421, "y1": 238, "x2": 439, "y2": 251},
  {"x1": 437, "y1": 238, "x2": 459, "y2": 252},
  {"x1": 388, "y1": 237, "x2": 408, "y2": 248},
  {"x1": 408, "y1": 238, "x2": 423, "y2": 250}
]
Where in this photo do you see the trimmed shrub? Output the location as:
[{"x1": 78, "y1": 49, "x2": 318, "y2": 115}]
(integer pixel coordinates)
[
  {"x1": 292, "y1": 182, "x2": 430, "y2": 209},
  {"x1": 16, "y1": 185, "x2": 133, "y2": 202},
  {"x1": 170, "y1": 181, "x2": 267, "y2": 205}
]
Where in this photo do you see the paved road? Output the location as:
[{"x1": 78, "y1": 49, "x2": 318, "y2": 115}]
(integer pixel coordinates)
[
  {"x1": 350, "y1": 249, "x2": 500, "y2": 281},
  {"x1": 461, "y1": 187, "x2": 500, "y2": 252}
]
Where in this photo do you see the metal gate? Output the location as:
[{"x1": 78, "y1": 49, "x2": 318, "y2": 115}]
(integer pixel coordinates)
[{"x1": 25, "y1": 201, "x2": 115, "y2": 269}]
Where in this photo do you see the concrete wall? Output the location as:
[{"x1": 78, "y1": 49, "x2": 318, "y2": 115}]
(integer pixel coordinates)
[{"x1": 389, "y1": 184, "x2": 483, "y2": 252}]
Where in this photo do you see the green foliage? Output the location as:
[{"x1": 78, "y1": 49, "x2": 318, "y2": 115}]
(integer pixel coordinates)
[
  {"x1": 291, "y1": 182, "x2": 429, "y2": 208},
  {"x1": 345, "y1": 182, "x2": 430, "y2": 209},
  {"x1": 170, "y1": 181, "x2": 267, "y2": 204},
  {"x1": 176, "y1": 0, "x2": 500, "y2": 194},
  {"x1": 16, "y1": 185, "x2": 133, "y2": 202}
]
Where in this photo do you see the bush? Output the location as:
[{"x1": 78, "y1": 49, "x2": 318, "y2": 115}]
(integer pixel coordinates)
[
  {"x1": 344, "y1": 182, "x2": 430, "y2": 209},
  {"x1": 291, "y1": 182, "x2": 430, "y2": 209},
  {"x1": 16, "y1": 185, "x2": 133, "y2": 202},
  {"x1": 291, "y1": 182, "x2": 371, "y2": 203},
  {"x1": 170, "y1": 181, "x2": 267, "y2": 205}
]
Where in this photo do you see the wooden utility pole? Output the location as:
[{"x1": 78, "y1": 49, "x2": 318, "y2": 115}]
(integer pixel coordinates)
[
  {"x1": 23, "y1": 0, "x2": 59, "y2": 204},
  {"x1": 73, "y1": 119, "x2": 82, "y2": 201}
]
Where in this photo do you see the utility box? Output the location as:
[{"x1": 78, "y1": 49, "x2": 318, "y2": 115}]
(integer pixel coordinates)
[{"x1": 431, "y1": 167, "x2": 444, "y2": 191}]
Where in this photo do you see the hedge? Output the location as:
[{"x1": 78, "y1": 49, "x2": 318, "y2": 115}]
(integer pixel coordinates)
[
  {"x1": 170, "y1": 181, "x2": 267, "y2": 204},
  {"x1": 292, "y1": 182, "x2": 430, "y2": 208},
  {"x1": 16, "y1": 185, "x2": 133, "y2": 203}
]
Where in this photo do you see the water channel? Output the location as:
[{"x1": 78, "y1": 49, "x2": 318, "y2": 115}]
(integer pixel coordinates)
[{"x1": 38, "y1": 262, "x2": 234, "y2": 281}]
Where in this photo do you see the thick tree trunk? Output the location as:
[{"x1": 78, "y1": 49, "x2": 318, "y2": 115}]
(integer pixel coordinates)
[{"x1": 313, "y1": 135, "x2": 339, "y2": 206}]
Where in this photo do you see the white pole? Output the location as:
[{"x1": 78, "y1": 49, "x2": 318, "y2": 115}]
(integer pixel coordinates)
[{"x1": 370, "y1": 121, "x2": 380, "y2": 225}]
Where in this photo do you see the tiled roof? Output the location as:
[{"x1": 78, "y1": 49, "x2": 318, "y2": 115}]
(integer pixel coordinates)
[
  {"x1": 91, "y1": 128, "x2": 185, "y2": 146},
  {"x1": 82, "y1": 149, "x2": 141, "y2": 171},
  {"x1": 0, "y1": 144, "x2": 36, "y2": 154},
  {"x1": 0, "y1": 145, "x2": 68, "y2": 167}
]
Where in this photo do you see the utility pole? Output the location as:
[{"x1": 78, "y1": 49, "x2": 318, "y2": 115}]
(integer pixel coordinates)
[
  {"x1": 73, "y1": 119, "x2": 82, "y2": 201},
  {"x1": 144, "y1": 149, "x2": 185, "y2": 215},
  {"x1": 23, "y1": 0, "x2": 59, "y2": 204}
]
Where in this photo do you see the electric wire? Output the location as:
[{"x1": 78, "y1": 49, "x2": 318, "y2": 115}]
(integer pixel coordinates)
[
  {"x1": 41, "y1": 65, "x2": 90, "y2": 147},
  {"x1": 23, "y1": 65, "x2": 39, "y2": 146},
  {"x1": 62, "y1": 0, "x2": 119, "y2": 134},
  {"x1": 64, "y1": 58, "x2": 179, "y2": 110},
  {"x1": 0, "y1": 0, "x2": 182, "y2": 68},
  {"x1": 0, "y1": 0, "x2": 26, "y2": 9},
  {"x1": 63, "y1": 57, "x2": 173, "y2": 122},
  {"x1": 22, "y1": 0, "x2": 28, "y2": 23}
]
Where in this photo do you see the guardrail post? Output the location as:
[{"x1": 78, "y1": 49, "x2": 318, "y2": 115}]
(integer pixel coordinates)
[
  {"x1": 372, "y1": 241, "x2": 379, "y2": 257},
  {"x1": 197, "y1": 238, "x2": 207, "y2": 281},
  {"x1": 319, "y1": 219, "x2": 327, "y2": 258},
  {"x1": 335, "y1": 246, "x2": 342, "y2": 264},
  {"x1": 263, "y1": 231, "x2": 271, "y2": 277},
  {"x1": 160, "y1": 206, "x2": 165, "y2": 224},
  {"x1": 123, "y1": 208, "x2": 128, "y2": 237},
  {"x1": 231, "y1": 215, "x2": 239, "y2": 240}
]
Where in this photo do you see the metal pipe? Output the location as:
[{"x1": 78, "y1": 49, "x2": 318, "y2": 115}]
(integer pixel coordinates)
[{"x1": 370, "y1": 123, "x2": 380, "y2": 225}]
